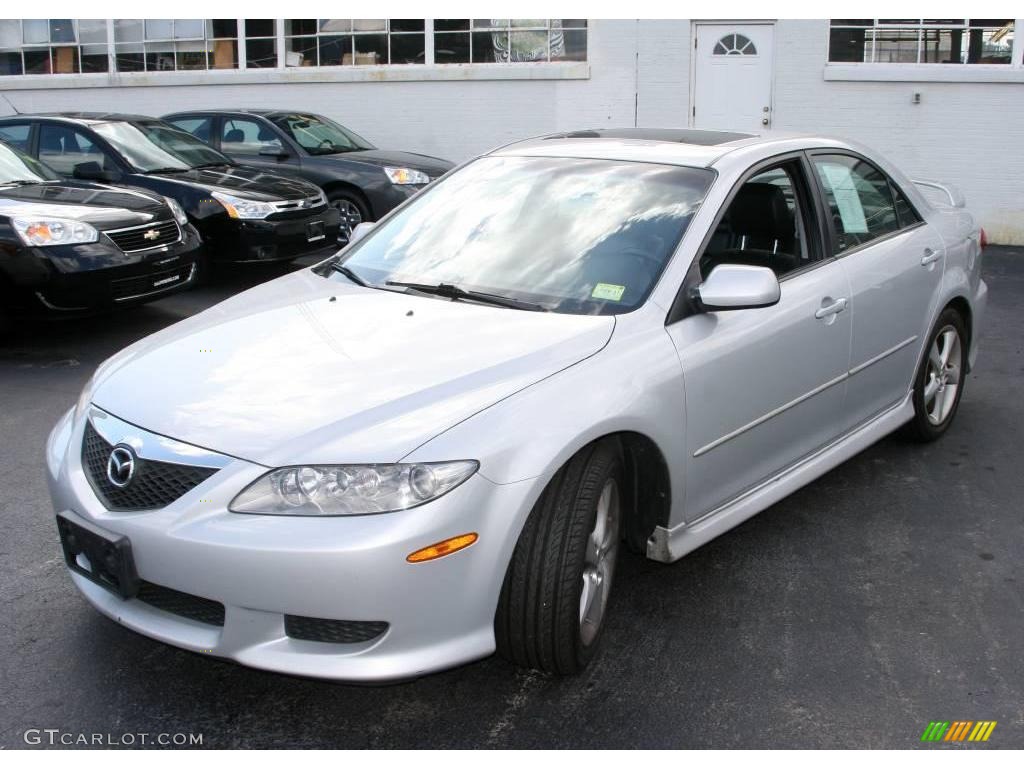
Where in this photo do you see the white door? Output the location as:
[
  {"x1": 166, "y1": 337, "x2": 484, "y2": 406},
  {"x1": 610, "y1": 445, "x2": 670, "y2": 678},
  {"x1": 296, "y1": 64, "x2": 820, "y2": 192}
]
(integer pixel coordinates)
[{"x1": 693, "y1": 24, "x2": 774, "y2": 132}]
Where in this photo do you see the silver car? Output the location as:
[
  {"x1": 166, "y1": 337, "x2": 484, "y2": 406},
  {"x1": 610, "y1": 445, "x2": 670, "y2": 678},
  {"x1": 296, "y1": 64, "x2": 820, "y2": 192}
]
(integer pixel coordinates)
[{"x1": 47, "y1": 129, "x2": 987, "y2": 681}]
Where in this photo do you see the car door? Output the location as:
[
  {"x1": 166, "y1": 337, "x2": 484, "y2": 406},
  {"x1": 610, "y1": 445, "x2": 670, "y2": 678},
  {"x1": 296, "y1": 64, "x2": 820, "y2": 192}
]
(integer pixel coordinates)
[
  {"x1": 809, "y1": 152, "x2": 945, "y2": 432},
  {"x1": 218, "y1": 115, "x2": 299, "y2": 174},
  {"x1": 665, "y1": 155, "x2": 853, "y2": 521},
  {"x1": 36, "y1": 122, "x2": 120, "y2": 179}
]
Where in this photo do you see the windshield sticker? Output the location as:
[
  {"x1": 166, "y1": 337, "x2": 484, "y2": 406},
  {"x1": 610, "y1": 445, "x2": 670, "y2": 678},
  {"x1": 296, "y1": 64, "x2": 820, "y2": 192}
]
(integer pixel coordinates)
[
  {"x1": 592, "y1": 283, "x2": 626, "y2": 301},
  {"x1": 820, "y1": 163, "x2": 869, "y2": 234}
]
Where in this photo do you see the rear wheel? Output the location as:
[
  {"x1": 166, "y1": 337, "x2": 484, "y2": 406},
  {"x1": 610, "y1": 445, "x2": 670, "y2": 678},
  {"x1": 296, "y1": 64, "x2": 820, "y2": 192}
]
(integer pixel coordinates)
[
  {"x1": 495, "y1": 440, "x2": 622, "y2": 674},
  {"x1": 907, "y1": 308, "x2": 967, "y2": 441}
]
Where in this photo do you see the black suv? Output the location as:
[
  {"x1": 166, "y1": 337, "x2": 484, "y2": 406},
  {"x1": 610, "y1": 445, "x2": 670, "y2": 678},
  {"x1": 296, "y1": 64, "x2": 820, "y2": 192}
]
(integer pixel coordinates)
[
  {"x1": 0, "y1": 139, "x2": 201, "y2": 321},
  {"x1": 0, "y1": 114, "x2": 341, "y2": 266},
  {"x1": 163, "y1": 110, "x2": 453, "y2": 239}
]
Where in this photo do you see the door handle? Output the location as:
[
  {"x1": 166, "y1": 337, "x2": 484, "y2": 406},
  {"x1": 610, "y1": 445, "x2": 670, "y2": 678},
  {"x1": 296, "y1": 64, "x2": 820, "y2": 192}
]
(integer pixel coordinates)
[
  {"x1": 921, "y1": 247, "x2": 942, "y2": 266},
  {"x1": 814, "y1": 297, "x2": 848, "y2": 319}
]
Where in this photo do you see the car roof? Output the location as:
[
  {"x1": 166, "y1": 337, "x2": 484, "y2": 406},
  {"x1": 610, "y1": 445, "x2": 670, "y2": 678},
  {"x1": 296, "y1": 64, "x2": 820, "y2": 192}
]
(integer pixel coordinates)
[
  {"x1": 2, "y1": 112, "x2": 158, "y2": 125},
  {"x1": 164, "y1": 109, "x2": 299, "y2": 119},
  {"x1": 494, "y1": 128, "x2": 846, "y2": 169}
]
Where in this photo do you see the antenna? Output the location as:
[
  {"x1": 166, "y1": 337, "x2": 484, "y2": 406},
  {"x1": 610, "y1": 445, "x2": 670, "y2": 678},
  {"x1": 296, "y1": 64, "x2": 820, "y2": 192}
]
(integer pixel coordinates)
[{"x1": 0, "y1": 92, "x2": 20, "y2": 115}]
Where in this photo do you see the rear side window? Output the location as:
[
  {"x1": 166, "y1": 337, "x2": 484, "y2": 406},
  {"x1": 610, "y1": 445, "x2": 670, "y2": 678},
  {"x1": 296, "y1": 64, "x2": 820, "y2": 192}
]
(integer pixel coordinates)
[
  {"x1": 813, "y1": 154, "x2": 899, "y2": 254},
  {"x1": 891, "y1": 182, "x2": 922, "y2": 229},
  {"x1": 38, "y1": 124, "x2": 115, "y2": 176},
  {"x1": 168, "y1": 117, "x2": 213, "y2": 144},
  {"x1": 0, "y1": 123, "x2": 31, "y2": 151}
]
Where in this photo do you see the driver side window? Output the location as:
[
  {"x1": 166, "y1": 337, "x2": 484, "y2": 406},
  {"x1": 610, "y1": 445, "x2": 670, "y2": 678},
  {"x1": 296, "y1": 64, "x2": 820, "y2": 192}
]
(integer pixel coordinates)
[
  {"x1": 37, "y1": 124, "x2": 114, "y2": 176},
  {"x1": 221, "y1": 118, "x2": 283, "y2": 156},
  {"x1": 700, "y1": 162, "x2": 817, "y2": 280}
]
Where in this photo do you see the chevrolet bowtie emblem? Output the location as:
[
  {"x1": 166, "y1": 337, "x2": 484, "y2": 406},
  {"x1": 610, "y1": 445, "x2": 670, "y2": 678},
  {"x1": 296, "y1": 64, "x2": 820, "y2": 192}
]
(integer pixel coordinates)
[{"x1": 143, "y1": 229, "x2": 160, "y2": 241}]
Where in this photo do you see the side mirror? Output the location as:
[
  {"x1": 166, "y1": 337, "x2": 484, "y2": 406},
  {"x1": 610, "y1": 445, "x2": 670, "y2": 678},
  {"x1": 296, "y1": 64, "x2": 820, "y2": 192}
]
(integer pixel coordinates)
[
  {"x1": 696, "y1": 264, "x2": 780, "y2": 311},
  {"x1": 258, "y1": 146, "x2": 289, "y2": 159},
  {"x1": 73, "y1": 161, "x2": 120, "y2": 182},
  {"x1": 349, "y1": 221, "x2": 376, "y2": 245}
]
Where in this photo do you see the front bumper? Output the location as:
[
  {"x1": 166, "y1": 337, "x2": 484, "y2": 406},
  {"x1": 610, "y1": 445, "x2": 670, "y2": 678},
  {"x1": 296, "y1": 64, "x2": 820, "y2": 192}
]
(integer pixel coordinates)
[
  {"x1": 45, "y1": 408, "x2": 538, "y2": 682},
  {"x1": 203, "y1": 207, "x2": 343, "y2": 263},
  {"x1": 2, "y1": 226, "x2": 202, "y2": 313}
]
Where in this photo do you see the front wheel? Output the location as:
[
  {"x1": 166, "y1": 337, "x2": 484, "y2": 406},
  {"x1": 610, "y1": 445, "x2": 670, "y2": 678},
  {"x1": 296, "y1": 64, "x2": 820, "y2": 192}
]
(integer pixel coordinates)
[
  {"x1": 495, "y1": 440, "x2": 622, "y2": 674},
  {"x1": 327, "y1": 191, "x2": 368, "y2": 243},
  {"x1": 907, "y1": 308, "x2": 968, "y2": 441}
]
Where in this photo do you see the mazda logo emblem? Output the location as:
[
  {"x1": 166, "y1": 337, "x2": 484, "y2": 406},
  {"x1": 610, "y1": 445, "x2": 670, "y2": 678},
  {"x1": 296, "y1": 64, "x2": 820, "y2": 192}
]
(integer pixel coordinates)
[
  {"x1": 143, "y1": 229, "x2": 160, "y2": 241},
  {"x1": 107, "y1": 445, "x2": 136, "y2": 488}
]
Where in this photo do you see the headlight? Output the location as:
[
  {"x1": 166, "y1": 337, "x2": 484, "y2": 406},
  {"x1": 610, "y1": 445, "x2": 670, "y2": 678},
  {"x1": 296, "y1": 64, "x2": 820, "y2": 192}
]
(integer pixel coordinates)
[
  {"x1": 229, "y1": 461, "x2": 479, "y2": 516},
  {"x1": 211, "y1": 191, "x2": 276, "y2": 220},
  {"x1": 384, "y1": 166, "x2": 430, "y2": 186},
  {"x1": 13, "y1": 217, "x2": 98, "y2": 247},
  {"x1": 163, "y1": 196, "x2": 189, "y2": 226}
]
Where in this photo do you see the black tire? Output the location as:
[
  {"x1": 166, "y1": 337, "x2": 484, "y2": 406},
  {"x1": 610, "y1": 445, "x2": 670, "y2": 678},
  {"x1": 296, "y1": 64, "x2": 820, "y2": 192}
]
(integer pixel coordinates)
[
  {"x1": 327, "y1": 190, "x2": 369, "y2": 243},
  {"x1": 495, "y1": 440, "x2": 623, "y2": 674},
  {"x1": 906, "y1": 307, "x2": 968, "y2": 442}
]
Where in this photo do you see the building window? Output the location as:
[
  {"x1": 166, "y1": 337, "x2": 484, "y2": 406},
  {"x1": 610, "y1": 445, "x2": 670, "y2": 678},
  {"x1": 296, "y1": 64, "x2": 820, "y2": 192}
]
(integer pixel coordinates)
[
  {"x1": 0, "y1": 19, "x2": 109, "y2": 75},
  {"x1": 284, "y1": 19, "x2": 426, "y2": 66},
  {"x1": 829, "y1": 19, "x2": 1014, "y2": 64},
  {"x1": 113, "y1": 19, "x2": 238, "y2": 72},
  {"x1": 713, "y1": 33, "x2": 757, "y2": 56},
  {"x1": 434, "y1": 19, "x2": 586, "y2": 63},
  {"x1": 244, "y1": 20, "x2": 277, "y2": 68}
]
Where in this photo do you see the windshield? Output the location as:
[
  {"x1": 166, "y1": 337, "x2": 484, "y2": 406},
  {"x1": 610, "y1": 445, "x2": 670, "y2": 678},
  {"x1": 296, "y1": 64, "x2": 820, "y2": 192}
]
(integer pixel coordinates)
[
  {"x1": 335, "y1": 156, "x2": 713, "y2": 315},
  {"x1": 92, "y1": 120, "x2": 232, "y2": 172},
  {"x1": 0, "y1": 141, "x2": 61, "y2": 184},
  {"x1": 271, "y1": 113, "x2": 374, "y2": 155}
]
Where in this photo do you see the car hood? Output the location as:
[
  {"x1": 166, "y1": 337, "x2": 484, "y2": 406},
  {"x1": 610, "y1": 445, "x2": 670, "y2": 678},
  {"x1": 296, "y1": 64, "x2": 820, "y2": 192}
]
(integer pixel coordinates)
[
  {"x1": 0, "y1": 180, "x2": 168, "y2": 229},
  {"x1": 90, "y1": 269, "x2": 614, "y2": 467},
  {"x1": 144, "y1": 165, "x2": 321, "y2": 202},
  {"x1": 341, "y1": 149, "x2": 454, "y2": 177}
]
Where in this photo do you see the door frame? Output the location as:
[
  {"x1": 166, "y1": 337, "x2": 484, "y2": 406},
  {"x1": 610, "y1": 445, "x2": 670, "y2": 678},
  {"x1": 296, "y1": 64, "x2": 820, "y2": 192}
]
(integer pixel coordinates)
[{"x1": 688, "y1": 20, "x2": 779, "y2": 129}]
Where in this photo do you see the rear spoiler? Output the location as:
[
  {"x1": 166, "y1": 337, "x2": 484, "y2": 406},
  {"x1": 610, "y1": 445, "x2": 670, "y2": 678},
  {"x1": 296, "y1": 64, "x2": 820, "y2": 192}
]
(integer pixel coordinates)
[{"x1": 912, "y1": 179, "x2": 966, "y2": 208}]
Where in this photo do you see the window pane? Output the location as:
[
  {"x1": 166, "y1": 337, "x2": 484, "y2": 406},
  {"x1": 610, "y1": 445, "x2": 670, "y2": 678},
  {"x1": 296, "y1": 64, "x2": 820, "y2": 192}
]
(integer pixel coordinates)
[
  {"x1": 390, "y1": 19, "x2": 424, "y2": 33},
  {"x1": 967, "y1": 24, "x2": 1013, "y2": 64},
  {"x1": 473, "y1": 31, "x2": 502, "y2": 62},
  {"x1": 353, "y1": 19, "x2": 386, "y2": 32},
  {"x1": 320, "y1": 19, "x2": 352, "y2": 34},
  {"x1": 23, "y1": 20, "x2": 49, "y2": 44},
  {"x1": 869, "y1": 28, "x2": 919, "y2": 62},
  {"x1": 209, "y1": 19, "x2": 237, "y2": 39},
  {"x1": 318, "y1": 35, "x2": 348, "y2": 66},
  {"x1": 115, "y1": 47, "x2": 145, "y2": 71},
  {"x1": 0, "y1": 50, "x2": 23, "y2": 76},
  {"x1": 891, "y1": 183, "x2": 921, "y2": 228},
  {"x1": 286, "y1": 19, "x2": 317, "y2": 36},
  {"x1": 114, "y1": 19, "x2": 143, "y2": 43},
  {"x1": 434, "y1": 32, "x2": 469, "y2": 63},
  {"x1": 813, "y1": 155, "x2": 899, "y2": 253},
  {"x1": 354, "y1": 33, "x2": 386, "y2": 65},
  {"x1": 435, "y1": 19, "x2": 469, "y2": 32},
  {"x1": 174, "y1": 20, "x2": 204, "y2": 40},
  {"x1": 509, "y1": 30, "x2": 549, "y2": 61},
  {"x1": 831, "y1": 19, "x2": 872, "y2": 26},
  {"x1": 473, "y1": 19, "x2": 508, "y2": 29},
  {"x1": 23, "y1": 49, "x2": 50, "y2": 73},
  {"x1": 389, "y1": 33, "x2": 424, "y2": 64},
  {"x1": 286, "y1": 36, "x2": 317, "y2": 66},
  {"x1": 0, "y1": 20, "x2": 20, "y2": 48},
  {"x1": 222, "y1": 118, "x2": 283, "y2": 155},
  {"x1": 145, "y1": 20, "x2": 174, "y2": 40},
  {"x1": 0, "y1": 122, "x2": 31, "y2": 149},
  {"x1": 829, "y1": 27, "x2": 868, "y2": 62},
  {"x1": 246, "y1": 38, "x2": 277, "y2": 68},
  {"x1": 209, "y1": 39, "x2": 237, "y2": 69},
  {"x1": 78, "y1": 20, "x2": 108, "y2": 45},
  {"x1": 51, "y1": 46, "x2": 79, "y2": 73},
  {"x1": 554, "y1": 29, "x2": 587, "y2": 61},
  {"x1": 81, "y1": 44, "x2": 109, "y2": 73},
  {"x1": 145, "y1": 42, "x2": 175, "y2": 71},
  {"x1": 49, "y1": 20, "x2": 76, "y2": 44},
  {"x1": 245, "y1": 19, "x2": 275, "y2": 38}
]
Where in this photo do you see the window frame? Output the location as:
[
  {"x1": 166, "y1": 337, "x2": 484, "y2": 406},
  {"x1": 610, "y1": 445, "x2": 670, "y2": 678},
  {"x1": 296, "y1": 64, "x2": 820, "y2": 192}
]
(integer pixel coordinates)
[
  {"x1": 666, "y1": 151, "x2": 833, "y2": 326},
  {"x1": 805, "y1": 149, "x2": 926, "y2": 259}
]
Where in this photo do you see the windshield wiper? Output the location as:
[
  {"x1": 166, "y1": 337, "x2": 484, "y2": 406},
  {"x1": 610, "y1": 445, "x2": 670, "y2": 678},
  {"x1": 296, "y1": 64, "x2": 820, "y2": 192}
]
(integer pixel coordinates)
[
  {"x1": 191, "y1": 162, "x2": 235, "y2": 170},
  {"x1": 385, "y1": 280, "x2": 548, "y2": 312},
  {"x1": 330, "y1": 262, "x2": 368, "y2": 286},
  {"x1": 143, "y1": 166, "x2": 190, "y2": 175},
  {"x1": 0, "y1": 179, "x2": 42, "y2": 187}
]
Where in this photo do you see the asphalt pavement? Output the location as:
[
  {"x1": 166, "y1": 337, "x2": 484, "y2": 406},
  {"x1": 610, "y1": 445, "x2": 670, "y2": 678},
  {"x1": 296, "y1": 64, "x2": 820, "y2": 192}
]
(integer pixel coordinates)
[{"x1": 1, "y1": 250, "x2": 1021, "y2": 749}]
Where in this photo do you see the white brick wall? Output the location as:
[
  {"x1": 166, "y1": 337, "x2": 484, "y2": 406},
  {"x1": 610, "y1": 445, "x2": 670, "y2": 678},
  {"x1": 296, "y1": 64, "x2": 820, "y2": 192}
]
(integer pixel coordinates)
[{"x1": 2, "y1": 19, "x2": 1020, "y2": 242}]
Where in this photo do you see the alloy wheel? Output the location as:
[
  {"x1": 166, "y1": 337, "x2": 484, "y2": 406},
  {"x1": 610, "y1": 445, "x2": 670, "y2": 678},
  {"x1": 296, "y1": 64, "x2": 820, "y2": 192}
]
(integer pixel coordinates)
[
  {"x1": 330, "y1": 198, "x2": 364, "y2": 240},
  {"x1": 924, "y1": 325, "x2": 962, "y2": 426},
  {"x1": 579, "y1": 478, "x2": 620, "y2": 646}
]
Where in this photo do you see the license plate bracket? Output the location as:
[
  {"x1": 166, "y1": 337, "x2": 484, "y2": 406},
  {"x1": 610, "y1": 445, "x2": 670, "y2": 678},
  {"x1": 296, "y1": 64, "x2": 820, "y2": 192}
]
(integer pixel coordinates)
[{"x1": 56, "y1": 512, "x2": 139, "y2": 599}]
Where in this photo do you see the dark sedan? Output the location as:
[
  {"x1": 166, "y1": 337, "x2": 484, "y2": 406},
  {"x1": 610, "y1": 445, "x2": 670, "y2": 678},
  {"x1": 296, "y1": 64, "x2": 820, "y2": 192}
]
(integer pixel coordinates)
[
  {"x1": 163, "y1": 110, "x2": 453, "y2": 239},
  {"x1": 0, "y1": 139, "x2": 201, "y2": 322},
  {"x1": 0, "y1": 114, "x2": 342, "y2": 266}
]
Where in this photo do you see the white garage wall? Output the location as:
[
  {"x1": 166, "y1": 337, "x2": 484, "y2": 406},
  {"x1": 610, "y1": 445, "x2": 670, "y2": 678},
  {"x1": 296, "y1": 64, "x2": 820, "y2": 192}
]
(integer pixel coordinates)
[{"x1": 1, "y1": 19, "x2": 1019, "y2": 242}]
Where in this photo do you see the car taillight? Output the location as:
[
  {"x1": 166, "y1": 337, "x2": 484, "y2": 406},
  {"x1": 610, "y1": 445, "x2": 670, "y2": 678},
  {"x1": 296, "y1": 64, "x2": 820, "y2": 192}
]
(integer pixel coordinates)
[{"x1": 980, "y1": 228, "x2": 988, "y2": 249}]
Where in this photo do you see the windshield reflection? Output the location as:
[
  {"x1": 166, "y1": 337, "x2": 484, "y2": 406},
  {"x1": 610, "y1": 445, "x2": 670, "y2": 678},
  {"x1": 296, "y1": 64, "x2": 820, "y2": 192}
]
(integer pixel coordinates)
[
  {"x1": 0, "y1": 142, "x2": 60, "y2": 184},
  {"x1": 92, "y1": 121, "x2": 232, "y2": 172},
  {"x1": 339, "y1": 156, "x2": 713, "y2": 315}
]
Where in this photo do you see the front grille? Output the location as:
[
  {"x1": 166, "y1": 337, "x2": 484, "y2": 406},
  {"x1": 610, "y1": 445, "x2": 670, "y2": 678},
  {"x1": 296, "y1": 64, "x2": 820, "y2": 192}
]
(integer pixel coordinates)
[
  {"x1": 284, "y1": 615, "x2": 389, "y2": 644},
  {"x1": 110, "y1": 263, "x2": 195, "y2": 302},
  {"x1": 81, "y1": 421, "x2": 218, "y2": 511},
  {"x1": 105, "y1": 220, "x2": 181, "y2": 252},
  {"x1": 136, "y1": 581, "x2": 225, "y2": 626}
]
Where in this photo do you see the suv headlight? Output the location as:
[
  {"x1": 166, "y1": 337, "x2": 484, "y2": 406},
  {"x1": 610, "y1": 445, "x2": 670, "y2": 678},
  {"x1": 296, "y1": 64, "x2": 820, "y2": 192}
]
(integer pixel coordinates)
[
  {"x1": 211, "y1": 191, "x2": 276, "y2": 220},
  {"x1": 13, "y1": 217, "x2": 98, "y2": 247},
  {"x1": 229, "y1": 461, "x2": 479, "y2": 516},
  {"x1": 384, "y1": 166, "x2": 430, "y2": 185},
  {"x1": 163, "y1": 196, "x2": 189, "y2": 226}
]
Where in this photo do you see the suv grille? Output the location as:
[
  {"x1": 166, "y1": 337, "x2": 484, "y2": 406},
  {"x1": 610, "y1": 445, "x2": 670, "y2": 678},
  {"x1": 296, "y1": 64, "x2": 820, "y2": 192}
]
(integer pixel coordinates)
[
  {"x1": 284, "y1": 615, "x2": 389, "y2": 644},
  {"x1": 105, "y1": 220, "x2": 181, "y2": 252},
  {"x1": 82, "y1": 421, "x2": 218, "y2": 511},
  {"x1": 135, "y1": 581, "x2": 225, "y2": 626}
]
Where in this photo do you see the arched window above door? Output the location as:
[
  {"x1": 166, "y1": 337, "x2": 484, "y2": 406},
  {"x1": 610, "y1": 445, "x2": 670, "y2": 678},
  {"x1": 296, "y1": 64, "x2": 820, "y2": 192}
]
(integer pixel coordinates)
[{"x1": 713, "y1": 33, "x2": 757, "y2": 56}]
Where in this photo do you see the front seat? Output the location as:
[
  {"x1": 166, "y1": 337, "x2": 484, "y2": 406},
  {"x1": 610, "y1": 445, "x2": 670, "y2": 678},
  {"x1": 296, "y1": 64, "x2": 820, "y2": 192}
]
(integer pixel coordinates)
[
  {"x1": 224, "y1": 129, "x2": 245, "y2": 144},
  {"x1": 701, "y1": 182, "x2": 798, "y2": 277}
]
